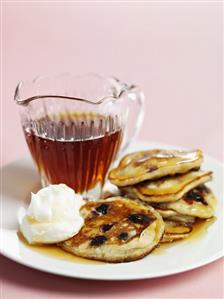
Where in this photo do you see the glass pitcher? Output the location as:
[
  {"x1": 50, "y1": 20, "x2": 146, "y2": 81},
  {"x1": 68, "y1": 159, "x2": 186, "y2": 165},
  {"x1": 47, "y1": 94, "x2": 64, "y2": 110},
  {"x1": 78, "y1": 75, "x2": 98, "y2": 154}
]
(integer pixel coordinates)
[{"x1": 14, "y1": 73, "x2": 144, "y2": 199}]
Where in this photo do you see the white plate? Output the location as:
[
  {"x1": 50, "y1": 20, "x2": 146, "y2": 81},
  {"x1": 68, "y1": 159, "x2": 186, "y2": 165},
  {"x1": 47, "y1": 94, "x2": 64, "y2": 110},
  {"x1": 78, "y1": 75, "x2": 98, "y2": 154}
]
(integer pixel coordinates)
[{"x1": 0, "y1": 141, "x2": 223, "y2": 280}]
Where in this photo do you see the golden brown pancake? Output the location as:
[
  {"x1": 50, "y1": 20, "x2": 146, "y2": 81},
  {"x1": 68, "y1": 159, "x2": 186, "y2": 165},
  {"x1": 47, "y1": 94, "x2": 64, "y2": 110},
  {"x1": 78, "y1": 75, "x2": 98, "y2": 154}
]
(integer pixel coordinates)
[
  {"x1": 156, "y1": 185, "x2": 216, "y2": 219},
  {"x1": 59, "y1": 197, "x2": 164, "y2": 263},
  {"x1": 121, "y1": 170, "x2": 212, "y2": 203},
  {"x1": 109, "y1": 149, "x2": 203, "y2": 187},
  {"x1": 155, "y1": 208, "x2": 196, "y2": 224},
  {"x1": 161, "y1": 220, "x2": 193, "y2": 243}
]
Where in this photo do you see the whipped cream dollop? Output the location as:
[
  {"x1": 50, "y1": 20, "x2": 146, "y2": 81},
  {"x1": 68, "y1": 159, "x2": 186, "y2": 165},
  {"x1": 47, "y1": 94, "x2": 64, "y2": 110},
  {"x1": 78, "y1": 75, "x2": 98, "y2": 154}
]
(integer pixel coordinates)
[{"x1": 19, "y1": 184, "x2": 84, "y2": 244}]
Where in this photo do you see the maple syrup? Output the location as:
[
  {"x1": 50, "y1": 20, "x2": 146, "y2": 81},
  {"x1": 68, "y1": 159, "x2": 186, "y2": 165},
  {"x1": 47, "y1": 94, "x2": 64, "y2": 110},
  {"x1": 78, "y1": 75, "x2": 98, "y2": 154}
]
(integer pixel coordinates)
[{"x1": 24, "y1": 112, "x2": 123, "y2": 194}]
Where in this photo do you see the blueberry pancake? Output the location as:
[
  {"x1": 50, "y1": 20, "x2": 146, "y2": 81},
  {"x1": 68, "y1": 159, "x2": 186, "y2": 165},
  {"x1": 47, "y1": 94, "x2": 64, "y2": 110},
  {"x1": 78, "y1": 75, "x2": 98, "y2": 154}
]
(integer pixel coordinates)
[
  {"x1": 154, "y1": 185, "x2": 216, "y2": 219},
  {"x1": 121, "y1": 170, "x2": 212, "y2": 203},
  {"x1": 109, "y1": 149, "x2": 203, "y2": 187},
  {"x1": 161, "y1": 220, "x2": 193, "y2": 243},
  {"x1": 155, "y1": 208, "x2": 196, "y2": 224},
  {"x1": 59, "y1": 197, "x2": 164, "y2": 263}
]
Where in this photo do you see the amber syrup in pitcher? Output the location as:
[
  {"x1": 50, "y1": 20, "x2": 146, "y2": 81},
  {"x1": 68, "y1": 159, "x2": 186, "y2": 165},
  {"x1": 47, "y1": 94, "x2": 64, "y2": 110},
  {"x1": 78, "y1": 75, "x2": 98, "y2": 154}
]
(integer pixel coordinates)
[{"x1": 24, "y1": 112, "x2": 123, "y2": 194}]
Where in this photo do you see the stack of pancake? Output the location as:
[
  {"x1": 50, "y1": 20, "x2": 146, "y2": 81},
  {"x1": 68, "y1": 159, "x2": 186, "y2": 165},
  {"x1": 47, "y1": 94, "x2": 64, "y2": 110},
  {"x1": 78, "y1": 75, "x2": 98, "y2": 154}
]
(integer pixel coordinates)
[
  {"x1": 109, "y1": 149, "x2": 216, "y2": 243},
  {"x1": 60, "y1": 148, "x2": 216, "y2": 263}
]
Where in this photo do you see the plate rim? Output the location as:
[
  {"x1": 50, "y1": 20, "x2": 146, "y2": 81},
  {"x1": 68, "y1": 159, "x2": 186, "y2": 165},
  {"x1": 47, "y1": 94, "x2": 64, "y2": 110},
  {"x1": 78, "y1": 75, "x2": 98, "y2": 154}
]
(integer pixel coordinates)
[{"x1": 0, "y1": 242, "x2": 223, "y2": 281}]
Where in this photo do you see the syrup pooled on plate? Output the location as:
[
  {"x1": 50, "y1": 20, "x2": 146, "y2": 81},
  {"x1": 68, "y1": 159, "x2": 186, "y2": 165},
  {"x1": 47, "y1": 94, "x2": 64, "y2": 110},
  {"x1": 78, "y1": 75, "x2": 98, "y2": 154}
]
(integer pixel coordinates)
[
  {"x1": 153, "y1": 217, "x2": 215, "y2": 255},
  {"x1": 18, "y1": 218, "x2": 215, "y2": 262},
  {"x1": 23, "y1": 112, "x2": 123, "y2": 194},
  {"x1": 17, "y1": 232, "x2": 103, "y2": 264}
]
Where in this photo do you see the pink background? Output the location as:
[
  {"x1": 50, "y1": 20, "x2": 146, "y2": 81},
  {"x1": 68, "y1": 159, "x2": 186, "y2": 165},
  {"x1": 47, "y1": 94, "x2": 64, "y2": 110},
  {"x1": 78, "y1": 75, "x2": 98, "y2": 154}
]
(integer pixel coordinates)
[{"x1": 1, "y1": 1, "x2": 223, "y2": 299}]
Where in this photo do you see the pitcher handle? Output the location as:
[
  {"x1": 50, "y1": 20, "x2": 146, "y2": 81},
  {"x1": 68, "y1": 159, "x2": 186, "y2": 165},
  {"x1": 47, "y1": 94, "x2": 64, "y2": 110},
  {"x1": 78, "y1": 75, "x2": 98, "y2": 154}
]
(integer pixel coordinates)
[{"x1": 121, "y1": 85, "x2": 145, "y2": 152}]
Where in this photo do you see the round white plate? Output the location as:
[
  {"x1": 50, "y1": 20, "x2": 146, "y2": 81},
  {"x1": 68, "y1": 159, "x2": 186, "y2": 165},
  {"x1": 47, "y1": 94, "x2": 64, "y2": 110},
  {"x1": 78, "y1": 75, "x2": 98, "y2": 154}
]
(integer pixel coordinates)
[{"x1": 0, "y1": 141, "x2": 223, "y2": 280}]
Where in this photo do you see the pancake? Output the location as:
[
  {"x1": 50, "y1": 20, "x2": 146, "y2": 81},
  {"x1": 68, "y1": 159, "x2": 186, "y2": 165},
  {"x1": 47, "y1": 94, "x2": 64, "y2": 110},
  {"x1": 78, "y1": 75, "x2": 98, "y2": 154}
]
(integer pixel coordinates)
[
  {"x1": 157, "y1": 185, "x2": 216, "y2": 219},
  {"x1": 109, "y1": 149, "x2": 203, "y2": 187},
  {"x1": 155, "y1": 208, "x2": 196, "y2": 224},
  {"x1": 161, "y1": 220, "x2": 193, "y2": 243},
  {"x1": 121, "y1": 170, "x2": 212, "y2": 203},
  {"x1": 59, "y1": 197, "x2": 164, "y2": 263}
]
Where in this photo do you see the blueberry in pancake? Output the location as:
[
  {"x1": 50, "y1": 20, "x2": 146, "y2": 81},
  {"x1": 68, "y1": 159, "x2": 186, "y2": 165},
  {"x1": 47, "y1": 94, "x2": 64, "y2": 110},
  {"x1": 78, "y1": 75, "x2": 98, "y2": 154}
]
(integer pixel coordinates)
[{"x1": 59, "y1": 197, "x2": 164, "y2": 263}]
